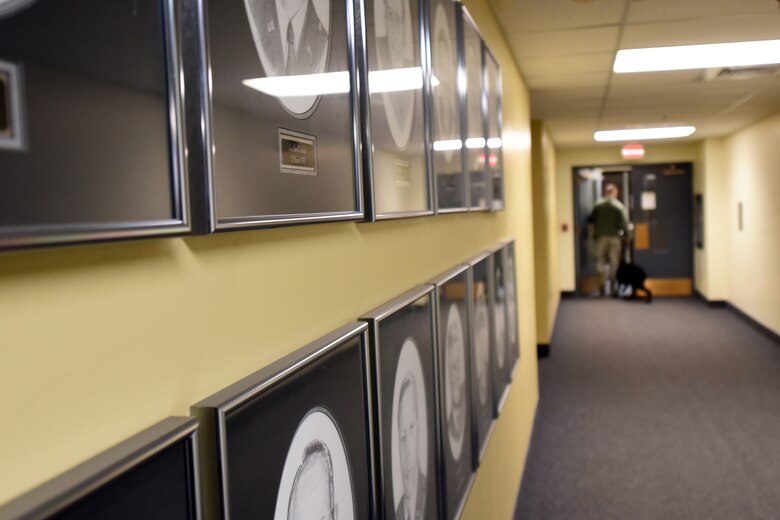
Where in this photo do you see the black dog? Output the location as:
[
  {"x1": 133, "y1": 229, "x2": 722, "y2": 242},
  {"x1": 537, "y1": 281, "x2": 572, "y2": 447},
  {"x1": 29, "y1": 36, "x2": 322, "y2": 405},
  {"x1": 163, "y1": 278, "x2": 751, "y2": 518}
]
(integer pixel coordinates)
[{"x1": 616, "y1": 262, "x2": 653, "y2": 303}]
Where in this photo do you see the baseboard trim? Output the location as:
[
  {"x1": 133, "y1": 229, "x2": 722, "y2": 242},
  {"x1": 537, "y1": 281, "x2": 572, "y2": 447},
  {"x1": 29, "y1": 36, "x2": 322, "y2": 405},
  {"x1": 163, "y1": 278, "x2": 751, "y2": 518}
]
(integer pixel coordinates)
[
  {"x1": 560, "y1": 291, "x2": 576, "y2": 299},
  {"x1": 537, "y1": 344, "x2": 550, "y2": 358},
  {"x1": 693, "y1": 290, "x2": 726, "y2": 308},
  {"x1": 726, "y1": 303, "x2": 780, "y2": 346}
]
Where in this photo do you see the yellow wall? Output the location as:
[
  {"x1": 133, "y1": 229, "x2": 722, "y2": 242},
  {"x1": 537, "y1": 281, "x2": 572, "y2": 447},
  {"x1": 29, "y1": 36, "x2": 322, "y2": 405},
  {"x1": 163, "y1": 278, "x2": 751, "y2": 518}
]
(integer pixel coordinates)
[
  {"x1": 718, "y1": 111, "x2": 780, "y2": 334},
  {"x1": 531, "y1": 121, "x2": 560, "y2": 345},
  {"x1": 555, "y1": 143, "x2": 700, "y2": 291},
  {"x1": 0, "y1": 0, "x2": 539, "y2": 517}
]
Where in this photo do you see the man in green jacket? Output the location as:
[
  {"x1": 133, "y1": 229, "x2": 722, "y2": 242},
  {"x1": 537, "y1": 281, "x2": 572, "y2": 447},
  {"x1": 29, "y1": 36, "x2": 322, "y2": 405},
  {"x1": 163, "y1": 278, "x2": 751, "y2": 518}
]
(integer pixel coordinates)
[{"x1": 588, "y1": 183, "x2": 630, "y2": 296}]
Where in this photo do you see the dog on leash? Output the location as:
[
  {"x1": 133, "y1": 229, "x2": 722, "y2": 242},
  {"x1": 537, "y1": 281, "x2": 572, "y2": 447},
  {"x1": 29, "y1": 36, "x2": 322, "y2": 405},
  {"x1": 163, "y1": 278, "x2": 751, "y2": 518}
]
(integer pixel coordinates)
[{"x1": 616, "y1": 262, "x2": 653, "y2": 303}]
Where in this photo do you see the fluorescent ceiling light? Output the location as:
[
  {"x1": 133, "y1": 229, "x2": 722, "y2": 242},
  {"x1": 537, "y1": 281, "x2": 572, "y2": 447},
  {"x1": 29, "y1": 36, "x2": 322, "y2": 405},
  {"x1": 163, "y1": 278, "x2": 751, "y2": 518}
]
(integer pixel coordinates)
[
  {"x1": 243, "y1": 67, "x2": 436, "y2": 98},
  {"x1": 594, "y1": 126, "x2": 695, "y2": 142},
  {"x1": 614, "y1": 39, "x2": 780, "y2": 73}
]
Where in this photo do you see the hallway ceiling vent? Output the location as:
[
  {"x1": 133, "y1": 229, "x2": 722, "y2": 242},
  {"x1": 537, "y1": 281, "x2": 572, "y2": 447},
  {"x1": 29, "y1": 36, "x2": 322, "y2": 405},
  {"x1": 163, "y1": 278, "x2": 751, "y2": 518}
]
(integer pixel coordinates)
[{"x1": 704, "y1": 65, "x2": 780, "y2": 81}]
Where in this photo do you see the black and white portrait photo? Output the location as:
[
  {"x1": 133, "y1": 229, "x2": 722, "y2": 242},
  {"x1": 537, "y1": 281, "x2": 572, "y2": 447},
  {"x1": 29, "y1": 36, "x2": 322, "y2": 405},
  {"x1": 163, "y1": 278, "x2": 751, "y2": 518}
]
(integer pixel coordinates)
[
  {"x1": 373, "y1": 0, "x2": 416, "y2": 150},
  {"x1": 443, "y1": 303, "x2": 467, "y2": 460},
  {"x1": 505, "y1": 243, "x2": 519, "y2": 371},
  {"x1": 431, "y1": 265, "x2": 475, "y2": 520},
  {"x1": 274, "y1": 408, "x2": 354, "y2": 520},
  {"x1": 361, "y1": 287, "x2": 439, "y2": 520},
  {"x1": 191, "y1": 324, "x2": 374, "y2": 520},
  {"x1": 493, "y1": 261, "x2": 506, "y2": 373},
  {"x1": 473, "y1": 286, "x2": 491, "y2": 408},
  {"x1": 391, "y1": 338, "x2": 428, "y2": 520},
  {"x1": 431, "y1": 2, "x2": 457, "y2": 163},
  {"x1": 244, "y1": 0, "x2": 331, "y2": 115},
  {"x1": 469, "y1": 254, "x2": 496, "y2": 464}
]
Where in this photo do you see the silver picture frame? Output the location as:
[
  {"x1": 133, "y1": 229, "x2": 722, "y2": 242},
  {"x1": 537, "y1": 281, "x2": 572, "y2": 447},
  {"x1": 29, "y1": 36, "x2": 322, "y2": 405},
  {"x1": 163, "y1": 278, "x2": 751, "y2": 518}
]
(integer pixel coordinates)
[
  {"x1": 187, "y1": 0, "x2": 364, "y2": 233},
  {"x1": 357, "y1": 0, "x2": 434, "y2": 221},
  {"x1": 191, "y1": 322, "x2": 377, "y2": 520},
  {"x1": 489, "y1": 243, "x2": 512, "y2": 414},
  {"x1": 428, "y1": 265, "x2": 476, "y2": 520},
  {"x1": 0, "y1": 417, "x2": 201, "y2": 520},
  {"x1": 467, "y1": 251, "x2": 496, "y2": 466},
  {"x1": 482, "y1": 44, "x2": 504, "y2": 212},
  {"x1": 427, "y1": 0, "x2": 467, "y2": 214},
  {"x1": 0, "y1": 0, "x2": 191, "y2": 250},
  {"x1": 360, "y1": 285, "x2": 440, "y2": 520},
  {"x1": 458, "y1": 4, "x2": 490, "y2": 212},
  {"x1": 504, "y1": 240, "x2": 520, "y2": 379}
]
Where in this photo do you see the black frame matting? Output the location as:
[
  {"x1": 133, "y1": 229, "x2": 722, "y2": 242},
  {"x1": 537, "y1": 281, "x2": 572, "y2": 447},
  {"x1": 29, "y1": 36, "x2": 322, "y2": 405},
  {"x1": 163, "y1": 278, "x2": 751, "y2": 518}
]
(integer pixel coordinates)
[
  {"x1": 0, "y1": 0, "x2": 190, "y2": 249},
  {"x1": 191, "y1": 323, "x2": 376, "y2": 520},
  {"x1": 0, "y1": 417, "x2": 201, "y2": 520},
  {"x1": 361, "y1": 286, "x2": 440, "y2": 520}
]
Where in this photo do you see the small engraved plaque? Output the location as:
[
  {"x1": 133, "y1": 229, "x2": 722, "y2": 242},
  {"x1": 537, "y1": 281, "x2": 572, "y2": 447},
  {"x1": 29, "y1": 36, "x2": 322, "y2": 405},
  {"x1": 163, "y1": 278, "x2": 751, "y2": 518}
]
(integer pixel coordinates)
[{"x1": 279, "y1": 129, "x2": 317, "y2": 176}]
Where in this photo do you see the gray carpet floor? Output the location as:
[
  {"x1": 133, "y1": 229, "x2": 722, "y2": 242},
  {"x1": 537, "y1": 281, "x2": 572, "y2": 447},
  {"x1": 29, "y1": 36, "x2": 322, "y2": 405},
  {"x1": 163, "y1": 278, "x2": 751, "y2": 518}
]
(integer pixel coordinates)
[{"x1": 514, "y1": 298, "x2": 780, "y2": 520}]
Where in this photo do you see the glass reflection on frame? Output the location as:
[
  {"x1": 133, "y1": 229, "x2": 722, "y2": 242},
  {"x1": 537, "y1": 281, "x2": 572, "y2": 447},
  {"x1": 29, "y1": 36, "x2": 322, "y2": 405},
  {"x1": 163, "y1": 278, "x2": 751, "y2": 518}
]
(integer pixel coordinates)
[
  {"x1": 429, "y1": 0, "x2": 466, "y2": 213},
  {"x1": 360, "y1": 0, "x2": 433, "y2": 220},
  {"x1": 0, "y1": 0, "x2": 189, "y2": 249},
  {"x1": 197, "y1": 0, "x2": 363, "y2": 231},
  {"x1": 483, "y1": 44, "x2": 504, "y2": 211}
]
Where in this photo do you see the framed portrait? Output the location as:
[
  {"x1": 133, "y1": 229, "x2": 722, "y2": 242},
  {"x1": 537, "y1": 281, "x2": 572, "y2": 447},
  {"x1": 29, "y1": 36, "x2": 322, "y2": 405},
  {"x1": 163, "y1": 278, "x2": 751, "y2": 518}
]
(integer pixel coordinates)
[
  {"x1": 358, "y1": 0, "x2": 433, "y2": 220},
  {"x1": 482, "y1": 45, "x2": 503, "y2": 212},
  {"x1": 428, "y1": 265, "x2": 475, "y2": 520},
  {"x1": 490, "y1": 244, "x2": 512, "y2": 413},
  {"x1": 190, "y1": 0, "x2": 364, "y2": 232},
  {"x1": 504, "y1": 240, "x2": 520, "y2": 377},
  {"x1": 458, "y1": 5, "x2": 489, "y2": 212},
  {"x1": 0, "y1": 0, "x2": 190, "y2": 249},
  {"x1": 360, "y1": 286, "x2": 439, "y2": 520},
  {"x1": 0, "y1": 417, "x2": 201, "y2": 519},
  {"x1": 428, "y1": 0, "x2": 465, "y2": 213},
  {"x1": 191, "y1": 323, "x2": 375, "y2": 520},
  {"x1": 468, "y1": 252, "x2": 496, "y2": 466}
]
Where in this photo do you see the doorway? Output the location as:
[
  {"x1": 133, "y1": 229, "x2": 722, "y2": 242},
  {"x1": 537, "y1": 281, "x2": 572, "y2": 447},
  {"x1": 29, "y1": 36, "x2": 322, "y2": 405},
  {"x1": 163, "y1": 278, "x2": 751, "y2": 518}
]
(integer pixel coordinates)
[{"x1": 572, "y1": 162, "x2": 694, "y2": 297}]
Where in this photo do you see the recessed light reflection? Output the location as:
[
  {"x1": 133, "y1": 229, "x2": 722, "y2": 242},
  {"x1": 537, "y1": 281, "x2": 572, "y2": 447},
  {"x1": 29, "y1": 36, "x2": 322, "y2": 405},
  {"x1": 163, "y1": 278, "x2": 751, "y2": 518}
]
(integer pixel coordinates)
[{"x1": 243, "y1": 67, "x2": 438, "y2": 99}]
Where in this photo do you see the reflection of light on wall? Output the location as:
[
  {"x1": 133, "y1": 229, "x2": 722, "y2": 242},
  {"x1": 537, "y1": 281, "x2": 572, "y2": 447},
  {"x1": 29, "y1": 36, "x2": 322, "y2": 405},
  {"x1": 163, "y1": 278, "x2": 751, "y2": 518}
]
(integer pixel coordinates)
[
  {"x1": 487, "y1": 137, "x2": 502, "y2": 149},
  {"x1": 465, "y1": 137, "x2": 486, "y2": 149},
  {"x1": 433, "y1": 139, "x2": 463, "y2": 151},
  {"x1": 243, "y1": 67, "x2": 435, "y2": 98}
]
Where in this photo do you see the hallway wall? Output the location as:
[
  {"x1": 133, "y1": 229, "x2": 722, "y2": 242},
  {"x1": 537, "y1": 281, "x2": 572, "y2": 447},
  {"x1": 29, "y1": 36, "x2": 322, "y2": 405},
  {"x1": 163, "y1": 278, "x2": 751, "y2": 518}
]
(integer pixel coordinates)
[
  {"x1": 531, "y1": 121, "x2": 560, "y2": 345},
  {"x1": 715, "y1": 111, "x2": 780, "y2": 334},
  {"x1": 555, "y1": 143, "x2": 700, "y2": 291},
  {"x1": 0, "y1": 1, "x2": 539, "y2": 516}
]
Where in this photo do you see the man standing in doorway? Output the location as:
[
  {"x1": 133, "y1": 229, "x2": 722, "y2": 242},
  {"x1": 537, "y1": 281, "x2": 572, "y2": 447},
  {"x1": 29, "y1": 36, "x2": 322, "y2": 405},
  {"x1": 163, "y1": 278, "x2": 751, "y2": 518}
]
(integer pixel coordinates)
[{"x1": 588, "y1": 183, "x2": 630, "y2": 296}]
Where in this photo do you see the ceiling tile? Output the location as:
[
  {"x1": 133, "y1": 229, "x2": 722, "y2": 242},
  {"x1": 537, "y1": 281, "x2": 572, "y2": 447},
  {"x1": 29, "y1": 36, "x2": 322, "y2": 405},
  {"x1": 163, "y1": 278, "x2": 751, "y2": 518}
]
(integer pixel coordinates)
[
  {"x1": 509, "y1": 26, "x2": 620, "y2": 59},
  {"x1": 521, "y1": 52, "x2": 615, "y2": 76},
  {"x1": 621, "y1": 13, "x2": 780, "y2": 49},
  {"x1": 490, "y1": 0, "x2": 626, "y2": 33},
  {"x1": 626, "y1": 0, "x2": 780, "y2": 24},
  {"x1": 525, "y1": 72, "x2": 610, "y2": 89}
]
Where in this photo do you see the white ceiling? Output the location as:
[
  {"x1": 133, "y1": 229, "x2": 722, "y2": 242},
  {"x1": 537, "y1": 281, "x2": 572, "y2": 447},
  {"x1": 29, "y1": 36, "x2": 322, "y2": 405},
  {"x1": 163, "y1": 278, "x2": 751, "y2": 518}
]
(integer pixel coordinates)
[{"x1": 488, "y1": 0, "x2": 780, "y2": 147}]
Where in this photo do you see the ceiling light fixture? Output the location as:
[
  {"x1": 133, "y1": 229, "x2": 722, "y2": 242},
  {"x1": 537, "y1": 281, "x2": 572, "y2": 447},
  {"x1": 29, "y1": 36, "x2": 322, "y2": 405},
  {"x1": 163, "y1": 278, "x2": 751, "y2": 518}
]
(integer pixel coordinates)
[
  {"x1": 613, "y1": 39, "x2": 780, "y2": 73},
  {"x1": 594, "y1": 126, "x2": 696, "y2": 142}
]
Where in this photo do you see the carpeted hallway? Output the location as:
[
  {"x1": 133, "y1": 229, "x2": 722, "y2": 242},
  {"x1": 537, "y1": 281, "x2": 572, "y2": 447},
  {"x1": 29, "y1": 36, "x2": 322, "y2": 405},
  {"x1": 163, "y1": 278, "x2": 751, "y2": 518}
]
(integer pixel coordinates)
[{"x1": 514, "y1": 298, "x2": 780, "y2": 520}]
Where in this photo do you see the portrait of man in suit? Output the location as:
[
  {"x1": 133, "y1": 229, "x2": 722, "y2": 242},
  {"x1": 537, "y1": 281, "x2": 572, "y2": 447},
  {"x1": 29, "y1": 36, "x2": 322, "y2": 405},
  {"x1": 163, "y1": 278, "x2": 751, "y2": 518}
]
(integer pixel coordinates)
[
  {"x1": 244, "y1": 0, "x2": 330, "y2": 114},
  {"x1": 444, "y1": 302, "x2": 466, "y2": 460},
  {"x1": 473, "y1": 287, "x2": 490, "y2": 407},
  {"x1": 287, "y1": 439, "x2": 338, "y2": 520},
  {"x1": 395, "y1": 372, "x2": 427, "y2": 520}
]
